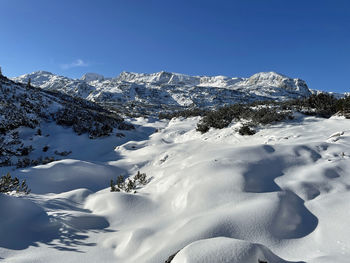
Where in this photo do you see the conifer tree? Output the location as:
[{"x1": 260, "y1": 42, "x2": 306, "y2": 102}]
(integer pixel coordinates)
[
  {"x1": 116, "y1": 175, "x2": 125, "y2": 189},
  {"x1": 0, "y1": 173, "x2": 30, "y2": 194},
  {"x1": 110, "y1": 179, "x2": 117, "y2": 192},
  {"x1": 27, "y1": 78, "x2": 31, "y2": 88}
]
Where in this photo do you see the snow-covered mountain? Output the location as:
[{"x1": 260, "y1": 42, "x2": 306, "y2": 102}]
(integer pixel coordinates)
[{"x1": 13, "y1": 71, "x2": 311, "y2": 115}]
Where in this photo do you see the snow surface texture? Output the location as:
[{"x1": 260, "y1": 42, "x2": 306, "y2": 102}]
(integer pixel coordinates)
[
  {"x1": 13, "y1": 71, "x2": 311, "y2": 115},
  {"x1": 1, "y1": 114, "x2": 350, "y2": 262}
]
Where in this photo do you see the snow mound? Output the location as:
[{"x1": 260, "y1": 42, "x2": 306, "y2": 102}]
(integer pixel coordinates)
[
  {"x1": 172, "y1": 237, "x2": 293, "y2": 263},
  {"x1": 0, "y1": 194, "x2": 56, "y2": 249},
  {"x1": 17, "y1": 159, "x2": 125, "y2": 194},
  {"x1": 2, "y1": 116, "x2": 350, "y2": 263}
]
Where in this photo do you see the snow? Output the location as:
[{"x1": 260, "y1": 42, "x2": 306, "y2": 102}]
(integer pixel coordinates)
[
  {"x1": 0, "y1": 194, "x2": 55, "y2": 250},
  {"x1": 172, "y1": 237, "x2": 289, "y2": 263},
  {"x1": 80, "y1": 73, "x2": 105, "y2": 82},
  {"x1": 1, "y1": 115, "x2": 350, "y2": 262},
  {"x1": 18, "y1": 159, "x2": 124, "y2": 194}
]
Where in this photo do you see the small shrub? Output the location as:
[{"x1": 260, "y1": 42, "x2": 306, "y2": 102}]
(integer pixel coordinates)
[
  {"x1": 126, "y1": 179, "x2": 136, "y2": 192},
  {"x1": 42, "y1": 145, "x2": 49, "y2": 152},
  {"x1": 16, "y1": 158, "x2": 31, "y2": 168},
  {"x1": 239, "y1": 125, "x2": 256, "y2": 136},
  {"x1": 196, "y1": 122, "x2": 210, "y2": 133},
  {"x1": 134, "y1": 171, "x2": 147, "y2": 185},
  {"x1": 116, "y1": 175, "x2": 125, "y2": 189},
  {"x1": 0, "y1": 173, "x2": 30, "y2": 194},
  {"x1": 116, "y1": 132, "x2": 125, "y2": 137},
  {"x1": 54, "y1": 150, "x2": 72, "y2": 156},
  {"x1": 110, "y1": 172, "x2": 149, "y2": 193},
  {"x1": 42, "y1": 156, "x2": 55, "y2": 164},
  {"x1": 118, "y1": 122, "x2": 135, "y2": 130},
  {"x1": 110, "y1": 179, "x2": 119, "y2": 192},
  {"x1": 19, "y1": 145, "x2": 33, "y2": 156},
  {"x1": 0, "y1": 158, "x2": 11, "y2": 167}
]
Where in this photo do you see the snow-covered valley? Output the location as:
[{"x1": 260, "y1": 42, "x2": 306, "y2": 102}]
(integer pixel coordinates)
[{"x1": 1, "y1": 113, "x2": 350, "y2": 263}]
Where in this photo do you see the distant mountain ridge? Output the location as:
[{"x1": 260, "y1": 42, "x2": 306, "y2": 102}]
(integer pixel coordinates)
[{"x1": 13, "y1": 71, "x2": 311, "y2": 115}]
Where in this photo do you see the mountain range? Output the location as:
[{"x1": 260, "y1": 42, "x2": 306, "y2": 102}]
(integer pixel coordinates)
[{"x1": 13, "y1": 71, "x2": 311, "y2": 115}]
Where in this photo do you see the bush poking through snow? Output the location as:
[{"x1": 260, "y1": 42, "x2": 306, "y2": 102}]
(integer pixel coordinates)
[
  {"x1": 134, "y1": 171, "x2": 148, "y2": 185},
  {"x1": 126, "y1": 179, "x2": 136, "y2": 192},
  {"x1": 116, "y1": 175, "x2": 126, "y2": 189},
  {"x1": 0, "y1": 173, "x2": 30, "y2": 194},
  {"x1": 54, "y1": 150, "x2": 72, "y2": 156},
  {"x1": 258, "y1": 260, "x2": 268, "y2": 263},
  {"x1": 110, "y1": 179, "x2": 120, "y2": 192},
  {"x1": 196, "y1": 104, "x2": 292, "y2": 134},
  {"x1": 118, "y1": 122, "x2": 135, "y2": 130},
  {"x1": 16, "y1": 156, "x2": 56, "y2": 168},
  {"x1": 110, "y1": 171, "x2": 148, "y2": 193},
  {"x1": 42, "y1": 145, "x2": 49, "y2": 152},
  {"x1": 238, "y1": 125, "x2": 256, "y2": 136}
]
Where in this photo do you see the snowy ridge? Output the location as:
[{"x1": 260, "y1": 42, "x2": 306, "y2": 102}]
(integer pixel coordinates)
[{"x1": 13, "y1": 71, "x2": 311, "y2": 115}]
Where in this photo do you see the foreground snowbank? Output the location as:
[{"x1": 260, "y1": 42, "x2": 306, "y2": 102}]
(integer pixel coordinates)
[
  {"x1": 172, "y1": 237, "x2": 293, "y2": 263},
  {"x1": 1, "y1": 116, "x2": 350, "y2": 262},
  {"x1": 0, "y1": 194, "x2": 56, "y2": 249}
]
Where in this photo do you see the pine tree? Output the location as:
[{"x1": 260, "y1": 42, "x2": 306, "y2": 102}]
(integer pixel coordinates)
[
  {"x1": 110, "y1": 179, "x2": 117, "y2": 192},
  {"x1": 0, "y1": 173, "x2": 30, "y2": 194},
  {"x1": 126, "y1": 179, "x2": 136, "y2": 192},
  {"x1": 134, "y1": 171, "x2": 147, "y2": 185},
  {"x1": 116, "y1": 175, "x2": 125, "y2": 189},
  {"x1": 27, "y1": 78, "x2": 31, "y2": 88}
]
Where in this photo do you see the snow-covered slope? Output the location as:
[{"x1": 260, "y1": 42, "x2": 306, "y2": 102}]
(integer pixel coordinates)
[
  {"x1": 1, "y1": 114, "x2": 350, "y2": 262},
  {"x1": 0, "y1": 74, "x2": 128, "y2": 168},
  {"x1": 13, "y1": 71, "x2": 311, "y2": 115}
]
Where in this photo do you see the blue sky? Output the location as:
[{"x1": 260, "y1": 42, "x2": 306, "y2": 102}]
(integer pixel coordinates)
[{"x1": 1, "y1": 0, "x2": 349, "y2": 92}]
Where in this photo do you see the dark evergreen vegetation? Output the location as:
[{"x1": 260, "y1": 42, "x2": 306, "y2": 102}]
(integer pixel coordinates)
[
  {"x1": 158, "y1": 93, "x2": 350, "y2": 135},
  {"x1": 196, "y1": 104, "x2": 292, "y2": 134},
  {"x1": 0, "y1": 173, "x2": 30, "y2": 194},
  {"x1": 110, "y1": 171, "x2": 148, "y2": 193}
]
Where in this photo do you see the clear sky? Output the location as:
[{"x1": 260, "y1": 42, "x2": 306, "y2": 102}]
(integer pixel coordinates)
[{"x1": 1, "y1": 0, "x2": 349, "y2": 92}]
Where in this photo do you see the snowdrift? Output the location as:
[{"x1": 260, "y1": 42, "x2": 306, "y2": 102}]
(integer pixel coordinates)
[{"x1": 1, "y1": 115, "x2": 350, "y2": 262}]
